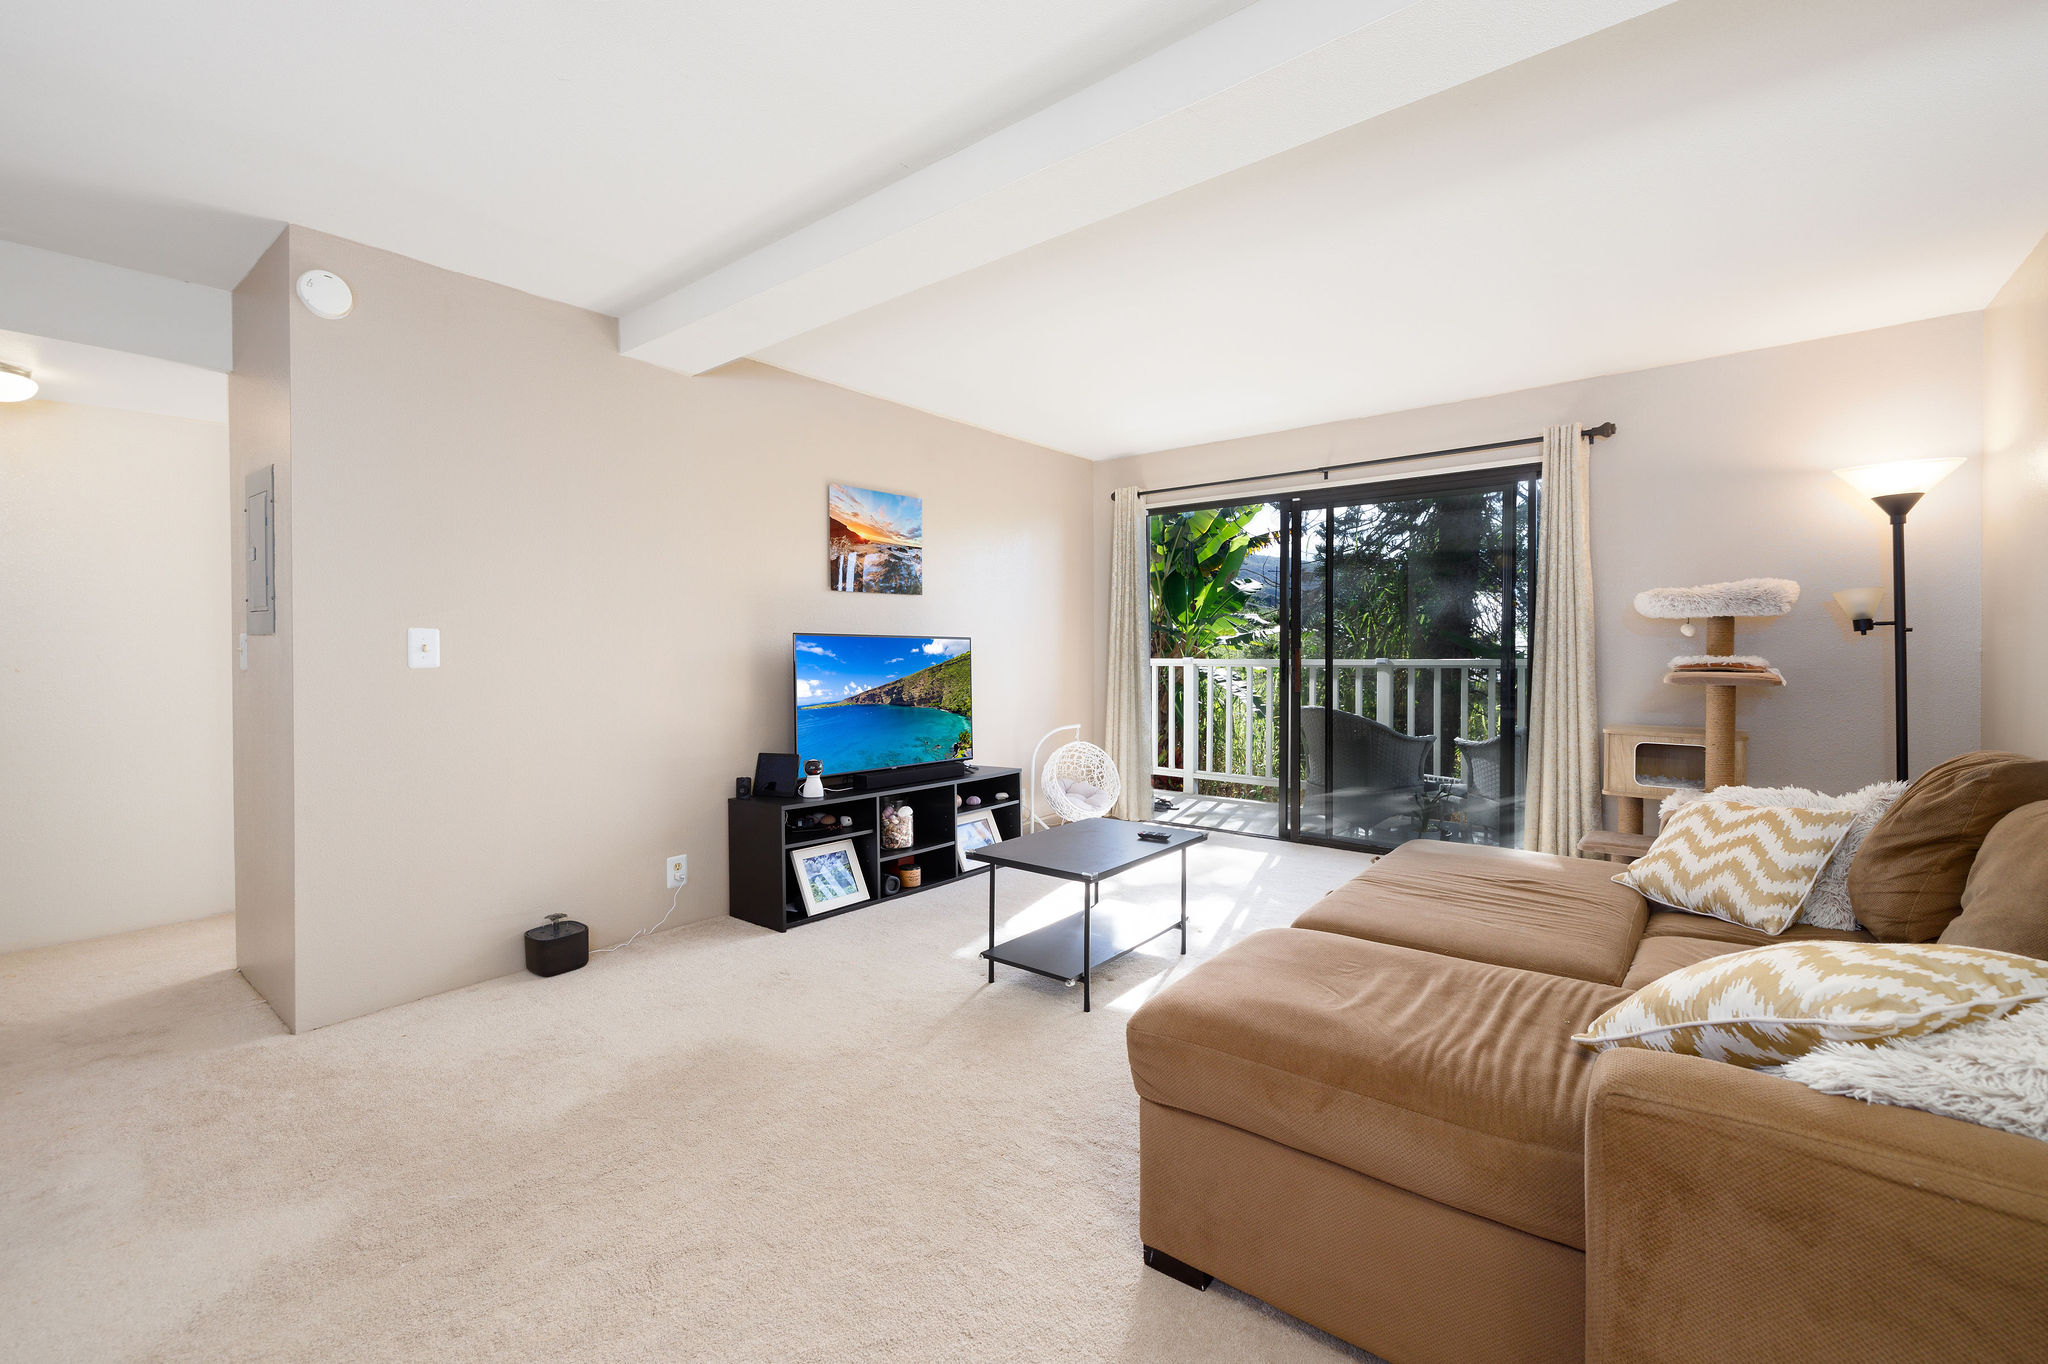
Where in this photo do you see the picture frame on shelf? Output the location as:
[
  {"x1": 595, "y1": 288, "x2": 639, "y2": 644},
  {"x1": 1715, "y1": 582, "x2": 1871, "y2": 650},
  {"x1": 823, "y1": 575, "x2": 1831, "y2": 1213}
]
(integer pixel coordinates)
[
  {"x1": 790, "y1": 838, "x2": 868, "y2": 916},
  {"x1": 955, "y1": 809, "x2": 1002, "y2": 872}
]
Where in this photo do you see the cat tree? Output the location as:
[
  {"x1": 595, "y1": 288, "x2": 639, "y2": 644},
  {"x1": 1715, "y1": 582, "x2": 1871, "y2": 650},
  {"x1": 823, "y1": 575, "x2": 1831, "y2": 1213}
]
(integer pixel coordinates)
[
  {"x1": 1578, "y1": 578, "x2": 1796, "y2": 862},
  {"x1": 1635, "y1": 577, "x2": 1797, "y2": 792}
]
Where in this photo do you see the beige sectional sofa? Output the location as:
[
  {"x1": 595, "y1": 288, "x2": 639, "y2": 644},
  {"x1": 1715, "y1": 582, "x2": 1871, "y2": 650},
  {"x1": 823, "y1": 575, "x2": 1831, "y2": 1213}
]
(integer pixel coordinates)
[{"x1": 1126, "y1": 793, "x2": 2048, "y2": 1363}]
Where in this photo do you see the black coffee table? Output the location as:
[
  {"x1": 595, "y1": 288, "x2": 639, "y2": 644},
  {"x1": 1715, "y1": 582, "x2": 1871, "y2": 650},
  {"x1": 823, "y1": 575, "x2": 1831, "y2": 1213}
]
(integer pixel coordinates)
[{"x1": 970, "y1": 820, "x2": 1207, "y2": 1011}]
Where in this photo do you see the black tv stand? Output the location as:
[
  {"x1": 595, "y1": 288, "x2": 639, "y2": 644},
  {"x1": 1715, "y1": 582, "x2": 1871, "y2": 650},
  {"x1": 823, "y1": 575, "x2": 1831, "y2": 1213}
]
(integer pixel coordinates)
[
  {"x1": 846, "y1": 760, "x2": 971, "y2": 791},
  {"x1": 728, "y1": 765, "x2": 1021, "y2": 932}
]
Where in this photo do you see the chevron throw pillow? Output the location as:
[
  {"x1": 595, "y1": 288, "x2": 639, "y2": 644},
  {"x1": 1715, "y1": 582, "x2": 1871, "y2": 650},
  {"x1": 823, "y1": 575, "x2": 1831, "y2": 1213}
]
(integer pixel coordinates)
[
  {"x1": 1573, "y1": 941, "x2": 2048, "y2": 1067},
  {"x1": 1615, "y1": 799, "x2": 1859, "y2": 935}
]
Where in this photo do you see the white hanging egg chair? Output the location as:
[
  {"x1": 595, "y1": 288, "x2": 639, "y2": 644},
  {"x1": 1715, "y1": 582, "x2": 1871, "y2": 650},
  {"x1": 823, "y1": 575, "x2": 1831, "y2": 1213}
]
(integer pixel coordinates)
[{"x1": 1037, "y1": 738, "x2": 1122, "y2": 827}]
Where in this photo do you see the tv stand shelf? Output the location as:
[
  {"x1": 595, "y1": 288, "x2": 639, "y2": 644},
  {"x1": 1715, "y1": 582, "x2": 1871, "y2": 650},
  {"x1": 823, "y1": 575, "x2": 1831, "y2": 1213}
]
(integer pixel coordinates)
[{"x1": 727, "y1": 765, "x2": 1022, "y2": 932}]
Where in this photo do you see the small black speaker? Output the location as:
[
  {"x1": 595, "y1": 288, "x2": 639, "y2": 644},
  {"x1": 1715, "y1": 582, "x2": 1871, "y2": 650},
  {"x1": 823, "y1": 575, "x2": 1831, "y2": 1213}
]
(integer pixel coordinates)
[
  {"x1": 735, "y1": 776, "x2": 753, "y2": 798},
  {"x1": 525, "y1": 913, "x2": 589, "y2": 977},
  {"x1": 754, "y1": 752, "x2": 801, "y2": 798}
]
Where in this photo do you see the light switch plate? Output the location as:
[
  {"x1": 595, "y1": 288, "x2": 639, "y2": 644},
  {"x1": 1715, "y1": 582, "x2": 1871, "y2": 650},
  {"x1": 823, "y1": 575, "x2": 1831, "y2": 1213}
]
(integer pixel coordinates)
[
  {"x1": 408, "y1": 627, "x2": 440, "y2": 669},
  {"x1": 238, "y1": 632, "x2": 248, "y2": 671}
]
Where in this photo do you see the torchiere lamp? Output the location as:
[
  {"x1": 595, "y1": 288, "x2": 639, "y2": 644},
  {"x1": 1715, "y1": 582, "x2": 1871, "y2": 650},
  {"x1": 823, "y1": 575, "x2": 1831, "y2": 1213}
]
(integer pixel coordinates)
[{"x1": 1831, "y1": 457, "x2": 1965, "y2": 781}]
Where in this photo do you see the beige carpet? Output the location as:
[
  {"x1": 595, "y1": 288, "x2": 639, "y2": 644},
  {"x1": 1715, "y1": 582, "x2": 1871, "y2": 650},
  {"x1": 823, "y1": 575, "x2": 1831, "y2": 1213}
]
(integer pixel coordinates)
[{"x1": 1, "y1": 832, "x2": 1386, "y2": 1363}]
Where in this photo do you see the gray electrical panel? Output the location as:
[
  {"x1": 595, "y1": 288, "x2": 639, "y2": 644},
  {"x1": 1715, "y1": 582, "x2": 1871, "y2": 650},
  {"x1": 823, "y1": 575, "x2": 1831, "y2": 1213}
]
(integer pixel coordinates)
[{"x1": 245, "y1": 465, "x2": 276, "y2": 635}]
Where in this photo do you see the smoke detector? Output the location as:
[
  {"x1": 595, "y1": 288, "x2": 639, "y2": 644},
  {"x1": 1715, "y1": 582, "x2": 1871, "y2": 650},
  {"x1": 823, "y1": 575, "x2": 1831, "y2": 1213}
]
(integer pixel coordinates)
[{"x1": 295, "y1": 270, "x2": 354, "y2": 320}]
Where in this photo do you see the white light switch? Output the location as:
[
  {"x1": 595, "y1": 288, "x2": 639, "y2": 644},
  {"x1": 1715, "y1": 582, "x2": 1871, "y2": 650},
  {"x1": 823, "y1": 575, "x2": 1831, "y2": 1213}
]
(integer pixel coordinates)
[
  {"x1": 238, "y1": 632, "x2": 248, "y2": 671},
  {"x1": 408, "y1": 627, "x2": 440, "y2": 669}
]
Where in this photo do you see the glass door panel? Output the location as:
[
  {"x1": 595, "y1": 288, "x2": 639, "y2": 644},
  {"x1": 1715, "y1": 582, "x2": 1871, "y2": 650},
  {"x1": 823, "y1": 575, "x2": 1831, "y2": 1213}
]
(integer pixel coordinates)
[
  {"x1": 1143, "y1": 502, "x2": 1286, "y2": 837},
  {"x1": 1284, "y1": 467, "x2": 1538, "y2": 852}
]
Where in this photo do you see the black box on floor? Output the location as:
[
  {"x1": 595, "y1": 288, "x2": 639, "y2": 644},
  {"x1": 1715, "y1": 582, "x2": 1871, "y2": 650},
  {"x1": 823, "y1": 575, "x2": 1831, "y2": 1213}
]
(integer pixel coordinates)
[{"x1": 525, "y1": 916, "x2": 589, "y2": 977}]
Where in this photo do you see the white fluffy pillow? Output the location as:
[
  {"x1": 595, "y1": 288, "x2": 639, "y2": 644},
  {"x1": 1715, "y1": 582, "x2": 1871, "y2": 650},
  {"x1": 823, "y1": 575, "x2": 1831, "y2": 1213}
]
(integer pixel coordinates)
[
  {"x1": 1661, "y1": 781, "x2": 1905, "y2": 932},
  {"x1": 1771, "y1": 1003, "x2": 2048, "y2": 1142}
]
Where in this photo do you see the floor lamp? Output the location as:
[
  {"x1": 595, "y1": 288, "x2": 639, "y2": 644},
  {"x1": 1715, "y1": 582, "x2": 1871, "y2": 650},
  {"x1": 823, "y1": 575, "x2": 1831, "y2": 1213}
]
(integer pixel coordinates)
[{"x1": 1832, "y1": 457, "x2": 1965, "y2": 782}]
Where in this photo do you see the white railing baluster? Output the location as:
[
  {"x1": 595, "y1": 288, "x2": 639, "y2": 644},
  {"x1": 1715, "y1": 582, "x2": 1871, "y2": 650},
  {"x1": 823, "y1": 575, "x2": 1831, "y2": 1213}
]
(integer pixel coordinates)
[
  {"x1": 1222, "y1": 665, "x2": 1235, "y2": 778},
  {"x1": 1458, "y1": 668, "x2": 1471, "y2": 776},
  {"x1": 1264, "y1": 665, "x2": 1276, "y2": 778}
]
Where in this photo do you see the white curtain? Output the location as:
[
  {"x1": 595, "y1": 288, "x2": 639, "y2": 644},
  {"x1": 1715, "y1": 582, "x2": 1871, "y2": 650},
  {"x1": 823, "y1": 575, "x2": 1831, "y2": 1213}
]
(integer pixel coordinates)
[
  {"x1": 1105, "y1": 487, "x2": 1153, "y2": 821},
  {"x1": 1525, "y1": 424, "x2": 1600, "y2": 856}
]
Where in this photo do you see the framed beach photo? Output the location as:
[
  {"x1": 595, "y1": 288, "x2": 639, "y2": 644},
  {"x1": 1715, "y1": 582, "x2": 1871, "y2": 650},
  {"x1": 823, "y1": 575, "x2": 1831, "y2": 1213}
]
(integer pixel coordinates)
[
  {"x1": 790, "y1": 839, "x2": 869, "y2": 916},
  {"x1": 955, "y1": 809, "x2": 1002, "y2": 872}
]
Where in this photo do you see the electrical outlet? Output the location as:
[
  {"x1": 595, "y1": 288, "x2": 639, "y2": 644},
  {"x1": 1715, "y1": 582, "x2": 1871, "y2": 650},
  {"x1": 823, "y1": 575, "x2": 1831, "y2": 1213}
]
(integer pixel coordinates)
[{"x1": 666, "y1": 854, "x2": 688, "y2": 889}]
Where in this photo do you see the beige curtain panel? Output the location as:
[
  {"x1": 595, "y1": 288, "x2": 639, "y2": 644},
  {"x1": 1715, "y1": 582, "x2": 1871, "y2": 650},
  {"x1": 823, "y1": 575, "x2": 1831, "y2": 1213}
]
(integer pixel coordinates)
[
  {"x1": 1105, "y1": 488, "x2": 1153, "y2": 821},
  {"x1": 1525, "y1": 424, "x2": 1601, "y2": 856}
]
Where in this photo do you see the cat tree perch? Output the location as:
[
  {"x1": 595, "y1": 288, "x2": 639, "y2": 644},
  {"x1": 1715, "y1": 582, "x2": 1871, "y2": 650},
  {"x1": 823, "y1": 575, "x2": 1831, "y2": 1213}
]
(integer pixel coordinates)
[{"x1": 1635, "y1": 577, "x2": 1797, "y2": 791}]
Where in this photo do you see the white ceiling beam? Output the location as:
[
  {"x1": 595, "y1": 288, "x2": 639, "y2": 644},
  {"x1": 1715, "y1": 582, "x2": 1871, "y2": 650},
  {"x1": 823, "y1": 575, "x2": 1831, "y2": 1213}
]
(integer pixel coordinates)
[
  {"x1": 621, "y1": 0, "x2": 1679, "y2": 375},
  {"x1": 0, "y1": 239, "x2": 232, "y2": 372}
]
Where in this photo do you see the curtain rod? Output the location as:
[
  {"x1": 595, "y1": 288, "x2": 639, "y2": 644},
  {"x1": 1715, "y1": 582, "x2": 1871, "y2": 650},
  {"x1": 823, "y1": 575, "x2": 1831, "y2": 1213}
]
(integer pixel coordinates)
[{"x1": 1110, "y1": 422, "x2": 1616, "y2": 501}]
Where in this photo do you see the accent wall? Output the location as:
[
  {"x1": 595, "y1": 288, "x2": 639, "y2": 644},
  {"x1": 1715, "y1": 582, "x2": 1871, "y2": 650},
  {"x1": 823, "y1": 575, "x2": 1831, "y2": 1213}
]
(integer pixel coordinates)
[{"x1": 232, "y1": 226, "x2": 1094, "y2": 1032}]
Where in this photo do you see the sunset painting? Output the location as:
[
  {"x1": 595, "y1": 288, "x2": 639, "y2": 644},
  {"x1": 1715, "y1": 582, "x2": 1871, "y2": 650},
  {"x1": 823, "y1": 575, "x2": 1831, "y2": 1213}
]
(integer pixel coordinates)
[{"x1": 828, "y1": 483, "x2": 922, "y2": 595}]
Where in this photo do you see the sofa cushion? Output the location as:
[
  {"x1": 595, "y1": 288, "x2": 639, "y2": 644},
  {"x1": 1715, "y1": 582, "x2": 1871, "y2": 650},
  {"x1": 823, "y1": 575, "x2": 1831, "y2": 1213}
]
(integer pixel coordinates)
[
  {"x1": 1640, "y1": 910, "x2": 1871, "y2": 947},
  {"x1": 1127, "y1": 927, "x2": 1627, "y2": 1249},
  {"x1": 1621, "y1": 935, "x2": 1751, "y2": 991},
  {"x1": 1940, "y1": 802, "x2": 2048, "y2": 961},
  {"x1": 1624, "y1": 914, "x2": 1877, "y2": 990},
  {"x1": 1850, "y1": 751, "x2": 2048, "y2": 942},
  {"x1": 1293, "y1": 840, "x2": 1648, "y2": 985}
]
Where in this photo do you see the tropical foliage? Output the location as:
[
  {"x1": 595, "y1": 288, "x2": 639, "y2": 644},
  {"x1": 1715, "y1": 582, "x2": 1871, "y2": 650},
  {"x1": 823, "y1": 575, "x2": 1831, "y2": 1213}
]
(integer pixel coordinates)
[{"x1": 1148, "y1": 504, "x2": 1278, "y2": 657}]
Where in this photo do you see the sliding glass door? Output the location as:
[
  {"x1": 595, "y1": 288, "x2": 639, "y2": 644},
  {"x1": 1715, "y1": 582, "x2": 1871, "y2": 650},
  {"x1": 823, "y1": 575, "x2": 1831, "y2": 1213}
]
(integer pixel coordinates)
[
  {"x1": 1144, "y1": 465, "x2": 1537, "y2": 853},
  {"x1": 1282, "y1": 466, "x2": 1538, "y2": 852}
]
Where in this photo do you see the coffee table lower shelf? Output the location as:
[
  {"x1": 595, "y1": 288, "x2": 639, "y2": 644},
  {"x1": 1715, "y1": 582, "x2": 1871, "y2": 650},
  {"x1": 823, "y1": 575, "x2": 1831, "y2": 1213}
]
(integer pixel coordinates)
[{"x1": 982, "y1": 907, "x2": 1185, "y2": 988}]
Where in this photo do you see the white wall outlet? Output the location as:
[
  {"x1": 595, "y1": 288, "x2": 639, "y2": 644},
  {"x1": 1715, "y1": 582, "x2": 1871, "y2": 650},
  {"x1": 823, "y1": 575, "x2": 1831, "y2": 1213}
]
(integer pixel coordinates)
[
  {"x1": 407, "y1": 627, "x2": 440, "y2": 669},
  {"x1": 666, "y1": 854, "x2": 688, "y2": 889}
]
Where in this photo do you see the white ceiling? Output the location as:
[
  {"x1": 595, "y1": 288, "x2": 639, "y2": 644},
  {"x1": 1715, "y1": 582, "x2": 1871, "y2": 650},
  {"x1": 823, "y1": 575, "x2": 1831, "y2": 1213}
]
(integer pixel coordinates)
[
  {"x1": 3, "y1": 0, "x2": 2044, "y2": 456},
  {"x1": 762, "y1": 0, "x2": 2048, "y2": 455},
  {"x1": 0, "y1": 0, "x2": 1248, "y2": 303}
]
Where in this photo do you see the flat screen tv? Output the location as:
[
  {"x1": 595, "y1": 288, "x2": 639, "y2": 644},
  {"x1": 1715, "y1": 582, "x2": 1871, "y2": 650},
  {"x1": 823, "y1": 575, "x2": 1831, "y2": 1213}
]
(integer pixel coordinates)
[{"x1": 794, "y1": 634, "x2": 972, "y2": 779}]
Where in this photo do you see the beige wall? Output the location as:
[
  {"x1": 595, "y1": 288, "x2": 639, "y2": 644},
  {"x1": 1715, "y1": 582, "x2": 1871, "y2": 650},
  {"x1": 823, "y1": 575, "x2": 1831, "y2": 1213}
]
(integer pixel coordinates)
[
  {"x1": 229, "y1": 233, "x2": 298, "y2": 1026},
  {"x1": 1983, "y1": 231, "x2": 2048, "y2": 759},
  {"x1": 1094, "y1": 314, "x2": 1985, "y2": 807},
  {"x1": 0, "y1": 400, "x2": 233, "y2": 951},
  {"x1": 236, "y1": 226, "x2": 1094, "y2": 1032}
]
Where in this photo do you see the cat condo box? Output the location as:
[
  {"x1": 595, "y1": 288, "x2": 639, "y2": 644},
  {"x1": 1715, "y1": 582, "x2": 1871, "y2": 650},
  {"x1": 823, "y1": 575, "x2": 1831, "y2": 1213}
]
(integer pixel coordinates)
[{"x1": 1601, "y1": 723, "x2": 1746, "y2": 801}]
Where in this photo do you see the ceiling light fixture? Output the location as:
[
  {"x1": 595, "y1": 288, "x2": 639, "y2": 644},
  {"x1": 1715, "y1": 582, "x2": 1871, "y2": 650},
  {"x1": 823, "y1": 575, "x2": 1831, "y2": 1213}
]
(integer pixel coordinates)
[{"x1": 0, "y1": 361, "x2": 38, "y2": 402}]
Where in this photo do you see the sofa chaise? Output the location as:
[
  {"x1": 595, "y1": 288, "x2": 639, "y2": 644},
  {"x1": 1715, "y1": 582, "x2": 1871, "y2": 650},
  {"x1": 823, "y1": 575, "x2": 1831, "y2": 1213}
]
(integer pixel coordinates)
[{"x1": 1126, "y1": 800, "x2": 2048, "y2": 1363}]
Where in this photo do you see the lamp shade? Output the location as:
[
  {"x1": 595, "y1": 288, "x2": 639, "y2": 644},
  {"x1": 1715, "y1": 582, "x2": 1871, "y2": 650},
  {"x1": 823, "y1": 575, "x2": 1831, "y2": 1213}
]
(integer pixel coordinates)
[
  {"x1": 1833, "y1": 587, "x2": 1884, "y2": 622},
  {"x1": 1833, "y1": 458, "x2": 1965, "y2": 500},
  {"x1": 0, "y1": 362, "x2": 36, "y2": 402}
]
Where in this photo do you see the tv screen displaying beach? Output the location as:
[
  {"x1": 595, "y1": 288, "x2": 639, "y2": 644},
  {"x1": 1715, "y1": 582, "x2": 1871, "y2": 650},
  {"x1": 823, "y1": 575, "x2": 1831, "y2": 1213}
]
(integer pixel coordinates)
[{"x1": 796, "y1": 635, "x2": 971, "y2": 777}]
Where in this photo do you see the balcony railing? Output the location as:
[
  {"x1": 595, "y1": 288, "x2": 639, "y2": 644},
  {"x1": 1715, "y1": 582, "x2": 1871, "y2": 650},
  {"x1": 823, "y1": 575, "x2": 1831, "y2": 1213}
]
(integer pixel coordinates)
[{"x1": 1150, "y1": 656, "x2": 1529, "y2": 792}]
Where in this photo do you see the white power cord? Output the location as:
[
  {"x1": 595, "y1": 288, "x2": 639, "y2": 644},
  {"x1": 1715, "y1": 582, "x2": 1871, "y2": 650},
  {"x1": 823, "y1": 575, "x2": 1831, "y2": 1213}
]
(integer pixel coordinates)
[{"x1": 594, "y1": 885, "x2": 681, "y2": 955}]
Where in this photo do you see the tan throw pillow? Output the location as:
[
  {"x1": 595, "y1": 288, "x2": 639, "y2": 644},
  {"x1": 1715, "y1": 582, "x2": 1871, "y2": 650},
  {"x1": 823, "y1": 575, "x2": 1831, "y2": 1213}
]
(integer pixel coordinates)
[
  {"x1": 1939, "y1": 801, "x2": 2048, "y2": 962},
  {"x1": 1614, "y1": 800, "x2": 1858, "y2": 935},
  {"x1": 1573, "y1": 941, "x2": 2048, "y2": 1068},
  {"x1": 1850, "y1": 751, "x2": 2048, "y2": 942}
]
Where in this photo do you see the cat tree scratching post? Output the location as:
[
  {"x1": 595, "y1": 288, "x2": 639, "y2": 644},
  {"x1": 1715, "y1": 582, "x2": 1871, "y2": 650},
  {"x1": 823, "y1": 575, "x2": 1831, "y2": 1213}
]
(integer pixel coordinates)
[{"x1": 1701, "y1": 615, "x2": 1738, "y2": 789}]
